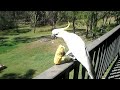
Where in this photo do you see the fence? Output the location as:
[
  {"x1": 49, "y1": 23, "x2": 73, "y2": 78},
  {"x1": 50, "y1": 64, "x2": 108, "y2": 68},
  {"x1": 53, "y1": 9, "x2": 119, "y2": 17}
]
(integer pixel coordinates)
[{"x1": 33, "y1": 25, "x2": 120, "y2": 79}]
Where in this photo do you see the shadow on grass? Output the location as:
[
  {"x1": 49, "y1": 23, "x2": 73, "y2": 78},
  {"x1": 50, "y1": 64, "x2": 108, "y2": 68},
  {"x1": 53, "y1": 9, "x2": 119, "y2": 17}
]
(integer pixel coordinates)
[
  {"x1": 0, "y1": 36, "x2": 16, "y2": 47},
  {"x1": 1, "y1": 28, "x2": 31, "y2": 36},
  {"x1": 0, "y1": 35, "x2": 52, "y2": 46},
  {"x1": 13, "y1": 35, "x2": 52, "y2": 43},
  {"x1": 0, "y1": 35, "x2": 52, "y2": 54},
  {"x1": 13, "y1": 36, "x2": 33, "y2": 43},
  {"x1": 0, "y1": 28, "x2": 31, "y2": 46},
  {"x1": 0, "y1": 40, "x2": 17, "y2": 47},
  {"x1": 0, "y1": 69, "x2": 36, "y2": 79},
  {"x1": 0, "y1": 35, "x2": 52, "y2": 51}
]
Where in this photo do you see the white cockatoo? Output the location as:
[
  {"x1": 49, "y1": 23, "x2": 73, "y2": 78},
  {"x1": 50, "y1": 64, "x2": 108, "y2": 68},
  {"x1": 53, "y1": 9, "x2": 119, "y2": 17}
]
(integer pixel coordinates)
[{"x1": 51, "y1": 22, "x2": 95, "y2": 79}]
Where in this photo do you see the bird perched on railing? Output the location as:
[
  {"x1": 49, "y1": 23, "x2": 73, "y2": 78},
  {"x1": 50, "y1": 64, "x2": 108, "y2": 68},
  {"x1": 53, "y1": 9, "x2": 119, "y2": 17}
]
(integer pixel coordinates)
[{"x1": 51, "y1": 21, "x2": 95, "y2": 79}]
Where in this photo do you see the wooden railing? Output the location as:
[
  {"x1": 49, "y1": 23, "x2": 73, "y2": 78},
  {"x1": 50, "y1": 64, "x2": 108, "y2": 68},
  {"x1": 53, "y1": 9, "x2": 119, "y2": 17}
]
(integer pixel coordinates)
[
  {"x1": 33, "y1": 60, "x2": 80, "y2": 79},
  {"x1": 33, "y1": 25, "x2": 120, "y2": 79}
]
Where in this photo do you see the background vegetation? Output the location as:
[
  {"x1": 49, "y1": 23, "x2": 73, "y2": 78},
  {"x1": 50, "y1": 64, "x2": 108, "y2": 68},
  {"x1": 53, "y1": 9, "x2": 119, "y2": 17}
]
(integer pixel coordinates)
[{"x1": 0, "y1": 11, "x2": 120, "y2": 79}]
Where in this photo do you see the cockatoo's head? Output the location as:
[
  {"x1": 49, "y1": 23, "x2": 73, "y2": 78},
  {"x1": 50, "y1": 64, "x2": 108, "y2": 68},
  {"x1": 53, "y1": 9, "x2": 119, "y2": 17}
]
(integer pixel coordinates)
[
  {"x1": 51, "y1": 29, "x2": 64, "y2": 39},
  {"x1": 51, "y1": 22, "x2": 70, "y2": 39}
]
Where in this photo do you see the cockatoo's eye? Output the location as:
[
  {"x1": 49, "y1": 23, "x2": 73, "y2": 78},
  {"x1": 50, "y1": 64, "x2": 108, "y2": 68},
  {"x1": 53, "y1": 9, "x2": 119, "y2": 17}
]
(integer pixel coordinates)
[{"x1": 55, "y1": 33, "x2": 58, "y2": 35}]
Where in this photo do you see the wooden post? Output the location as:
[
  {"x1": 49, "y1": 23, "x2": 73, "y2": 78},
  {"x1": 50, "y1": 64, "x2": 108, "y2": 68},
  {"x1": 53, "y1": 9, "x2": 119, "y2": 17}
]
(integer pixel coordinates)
[
  {"x1": 63, "y1": 72, "x2": 69, "y2": 79},
  {"x1": 73, "y1": 61, "x2": 80, "y2": 79}
]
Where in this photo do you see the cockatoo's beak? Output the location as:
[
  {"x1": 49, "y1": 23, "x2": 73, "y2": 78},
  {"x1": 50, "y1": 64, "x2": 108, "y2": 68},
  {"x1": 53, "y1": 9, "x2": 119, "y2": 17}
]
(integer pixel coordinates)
[{"x1": 51, "y1": 34, "x2": 57, "y2": 39}]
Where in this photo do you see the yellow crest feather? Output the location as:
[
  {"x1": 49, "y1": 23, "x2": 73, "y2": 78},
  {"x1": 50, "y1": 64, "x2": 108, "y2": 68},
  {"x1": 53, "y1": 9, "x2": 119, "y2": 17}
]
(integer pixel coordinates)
[{"x1": 63, "y1": 21, "x2": 70, "y2": 30}]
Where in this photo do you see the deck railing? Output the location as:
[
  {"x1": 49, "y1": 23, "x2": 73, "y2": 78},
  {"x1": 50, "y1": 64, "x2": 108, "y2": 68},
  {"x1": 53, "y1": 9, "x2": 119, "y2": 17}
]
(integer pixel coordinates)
[{"x1": 33, "y1": 25, "x2": 120, "y2": 79}]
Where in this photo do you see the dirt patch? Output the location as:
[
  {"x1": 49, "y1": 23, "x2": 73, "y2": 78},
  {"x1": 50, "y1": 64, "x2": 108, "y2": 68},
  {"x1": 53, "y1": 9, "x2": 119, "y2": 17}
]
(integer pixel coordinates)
[{"x1": 39, "y1": 35, "x2": 52, "y2": 42}]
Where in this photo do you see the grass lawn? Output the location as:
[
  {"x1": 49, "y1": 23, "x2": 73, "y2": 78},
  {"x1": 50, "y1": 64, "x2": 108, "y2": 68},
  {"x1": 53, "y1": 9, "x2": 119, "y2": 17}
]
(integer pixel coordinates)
[
  {"x1": 0, "y1": 24, "x2": 71, "y2": 79},
  {"x1": 0, "y1": 38, "x2": 66, "y2": 79}
]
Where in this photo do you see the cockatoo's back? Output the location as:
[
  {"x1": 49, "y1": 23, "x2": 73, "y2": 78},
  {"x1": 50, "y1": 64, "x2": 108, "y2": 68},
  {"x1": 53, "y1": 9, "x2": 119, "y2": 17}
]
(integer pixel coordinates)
[
  {"x1": 61, "y1": 31, "x2": 85, "y2": 52},
  {"x1": 60, "y1": 31, "x2": 95, "y2": 79}
]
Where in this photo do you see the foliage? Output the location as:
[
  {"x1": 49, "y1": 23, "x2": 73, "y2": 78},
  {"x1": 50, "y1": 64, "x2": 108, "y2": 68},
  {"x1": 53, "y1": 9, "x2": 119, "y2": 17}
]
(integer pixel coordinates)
[
  {"x1": 0, "y1": 11, "x2": 120, "y2": 79},
  {"x1": 0, "y1": 11, "x2": 17, "y2": 30},
  {"x1": 0, "y1": 11, "x2": 119, "y2": 38}
]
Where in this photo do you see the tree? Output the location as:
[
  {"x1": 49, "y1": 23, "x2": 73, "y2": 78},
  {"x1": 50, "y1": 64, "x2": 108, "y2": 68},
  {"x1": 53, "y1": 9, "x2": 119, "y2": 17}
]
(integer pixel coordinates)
[
  {"x1": 77, "y1": 11, "x2": 92, "y2": 38},
  {"x1": 72, "y1": 11, "x2": 78, "y2": 33},
  {"x1": 29, "y1": 11, "x2": 39, "y2": 33},
  {"x1": 45, "y1": 11, "x2": 58, "y2": 29},
  {"x1": 0, "y1": 11, "x2": 17, "y2": 31},
  {"x1": 113, "y1": 11, "x2": 120, "y2": 25},
  {"x1": 57, "y1": 11, "x2": 78, "y2": 33}
]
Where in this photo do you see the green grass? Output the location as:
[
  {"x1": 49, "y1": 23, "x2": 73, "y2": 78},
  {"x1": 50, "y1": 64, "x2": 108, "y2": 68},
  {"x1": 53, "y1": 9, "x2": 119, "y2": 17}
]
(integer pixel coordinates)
[
  {"x1": 0, "y1": 37, "x2": 66, "y2": 79},
  {"x1": 0, "y1": 45, "x2": 17, "y2": 54},
  {"x1": 0, "y1": 24, "x2": 69, "y2": 79},
  {"x1": 102, "y1": 56, "x2": 118, "y2": 79}
]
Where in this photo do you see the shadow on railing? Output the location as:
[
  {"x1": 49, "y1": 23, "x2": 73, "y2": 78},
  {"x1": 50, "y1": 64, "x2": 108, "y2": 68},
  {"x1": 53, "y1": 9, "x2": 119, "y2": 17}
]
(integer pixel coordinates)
[{"x1": 33, "y1": 25, "x2": 120, "y2": 79}]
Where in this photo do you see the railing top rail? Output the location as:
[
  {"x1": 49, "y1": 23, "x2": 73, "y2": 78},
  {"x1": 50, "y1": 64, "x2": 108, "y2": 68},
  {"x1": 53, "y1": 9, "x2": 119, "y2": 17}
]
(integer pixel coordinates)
[
  {"x1": 87, "y1": 25, "x2": 120, "y2": 52},
  {"x1": 33, "y1": 61, "x2": 75, "y2": 79}
]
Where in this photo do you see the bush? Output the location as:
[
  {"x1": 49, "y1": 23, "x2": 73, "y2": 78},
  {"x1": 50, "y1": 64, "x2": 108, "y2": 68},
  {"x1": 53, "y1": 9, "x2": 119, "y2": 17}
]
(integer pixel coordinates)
[{"x1": 0, "y1": 16, "x2": 17, "y2": 30}]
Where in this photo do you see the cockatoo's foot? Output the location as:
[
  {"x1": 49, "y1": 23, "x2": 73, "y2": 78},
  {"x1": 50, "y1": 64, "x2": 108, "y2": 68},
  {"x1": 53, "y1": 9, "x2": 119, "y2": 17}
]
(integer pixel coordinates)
[{"x1": 66, "y1": 53, "x2": 76, "y2": 60}]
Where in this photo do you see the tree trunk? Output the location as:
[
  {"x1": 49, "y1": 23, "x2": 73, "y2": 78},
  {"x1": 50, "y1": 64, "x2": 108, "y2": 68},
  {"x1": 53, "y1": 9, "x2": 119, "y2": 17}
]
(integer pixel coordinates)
[
  {"x1": 34, "y1": 24, "x2": 36, "y2": 33},
  {"x1": 86, "y1": 24, "x2": 89, "y2": 38},
  {"x1": 94, "y1": 12, "x2": 98, "y2": 27},
  {"x1": 104, "y1": 16, "x2": 109, "y2": 26},
  {"x1": 34, "y1": 28, "x2": 36, "y2": 33},
  {"x1": 53, "y1": 20, "x2": 56, "y2": 29},
  {"x1": 12, "y1": 11, "x2": 18, "y2": 31},
  {"x1": 90, "y1": 12, "x2": 94, "y2": 31},
  {"x1": 34, "y1": 13, "x2": 36, "y2": 33},
  {"x1": 109, "y1": 17, "x2": 112, "y2": 25},
  {"x1": 90, "y1": 20, "x2": 93, "y2": 31},
  {"x1": 33, "y1": 12, "x2": 38, "y2": 33},
  {"x1": 33, "y1": 19, "x2": 36, "y2": 33},
  {"x1": 102, "y1": 17, "x2": 106, "y2": 26},
  {"x1": 116, "y1": 15, "x2": 119, "y2": 25},
  {"x1": 73, "y1": 17, "x2": 76, "y2": 33}
]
